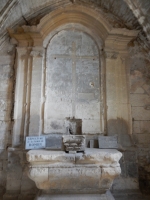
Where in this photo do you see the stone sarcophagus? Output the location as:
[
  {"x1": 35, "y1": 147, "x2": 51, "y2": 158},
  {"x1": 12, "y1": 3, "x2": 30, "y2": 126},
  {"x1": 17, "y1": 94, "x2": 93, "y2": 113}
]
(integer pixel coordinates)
[{"x1": 27, "y1": 148, "x2": 122, "y2": 197}]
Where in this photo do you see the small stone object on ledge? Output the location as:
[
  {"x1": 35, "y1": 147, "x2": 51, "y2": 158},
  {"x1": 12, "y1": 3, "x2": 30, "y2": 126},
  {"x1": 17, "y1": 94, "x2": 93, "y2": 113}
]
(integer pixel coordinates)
[
  {"x1": 65, "y1": 117, "x2": 82, "y2": 135},
  {"x1": 63, "y1": 135, "x2": 85, "y2": 153}
]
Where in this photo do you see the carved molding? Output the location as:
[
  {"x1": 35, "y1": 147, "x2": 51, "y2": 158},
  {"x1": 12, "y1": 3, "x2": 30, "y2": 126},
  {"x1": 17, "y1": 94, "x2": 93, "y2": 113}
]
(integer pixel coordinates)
[
  {"x1": 27, "y1": 149, "x2": 122, "y2": 191},
  {"x1": 30, "y1": 47, "x2": 45, "y2": 57},
  {"x1": 8, "y1": 4, "x2": 139, "y2": 49},
  {"x1": 105, "y1": 51, "x2": 119, "y2": 59},
  {"x1": 16, "y1": 47, "x2": 27, "y2": 57}
]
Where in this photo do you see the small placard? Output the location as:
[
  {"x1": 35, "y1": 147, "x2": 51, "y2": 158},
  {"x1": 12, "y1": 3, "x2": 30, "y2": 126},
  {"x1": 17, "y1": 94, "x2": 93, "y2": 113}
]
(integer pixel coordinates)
[{"x1": 25, "y1": 136, "x2": 46, "y2": 150}]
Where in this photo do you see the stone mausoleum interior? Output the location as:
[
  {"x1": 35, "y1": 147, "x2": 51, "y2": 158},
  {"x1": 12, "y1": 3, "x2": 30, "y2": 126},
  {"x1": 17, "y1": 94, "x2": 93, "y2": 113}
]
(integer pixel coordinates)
[{"x1": 0, "y1": 0, "x2": 150, "y2": 200}]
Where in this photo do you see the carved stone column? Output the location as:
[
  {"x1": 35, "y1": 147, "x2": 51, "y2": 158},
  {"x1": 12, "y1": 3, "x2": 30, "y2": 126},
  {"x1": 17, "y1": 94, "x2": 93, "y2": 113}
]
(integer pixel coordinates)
[{"x1": 29, "y1": 47, "x2": 45, "y2": 136}]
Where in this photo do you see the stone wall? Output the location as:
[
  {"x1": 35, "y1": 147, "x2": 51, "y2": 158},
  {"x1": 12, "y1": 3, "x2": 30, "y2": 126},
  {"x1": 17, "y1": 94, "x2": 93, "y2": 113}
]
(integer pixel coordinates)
[
  {"x1": 130, "y1": 56, "x2": 150, "y2": 194},
  {"x1": 0, "y1": 40, "x2": 14, "y2": 198}
]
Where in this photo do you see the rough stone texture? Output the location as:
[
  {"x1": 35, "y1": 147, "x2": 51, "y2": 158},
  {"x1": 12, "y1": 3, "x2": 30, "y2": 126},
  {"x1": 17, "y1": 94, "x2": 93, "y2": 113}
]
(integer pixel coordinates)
[
  {"x1": 44, "y1": 30, "x2": 100, "y2": 134},
  {"x1": 27, "y1": 148, "x2": 122, "y2": 194},
  {"x1": 45, "y1": 135, "x2": 62, "y2": 150},
  {"x1": 63, "y1": 135, "x2": 85, "y2": 152},
  {"x1": 129, "y1": 56, "x2": 150, "y2": 194}
]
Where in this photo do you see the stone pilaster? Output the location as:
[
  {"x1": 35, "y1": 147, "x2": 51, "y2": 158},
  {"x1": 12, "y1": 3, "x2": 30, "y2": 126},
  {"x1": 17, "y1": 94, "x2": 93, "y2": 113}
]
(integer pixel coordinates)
[
  {"x1": 105, "y1": 49, "x2": 132, "y2": 146},
  {"x1": 29, "y1": 47, "x2": 45, "y2": 136},
  {"x1": 12, "y1": 47, "x2": 28, "y2": 147}
]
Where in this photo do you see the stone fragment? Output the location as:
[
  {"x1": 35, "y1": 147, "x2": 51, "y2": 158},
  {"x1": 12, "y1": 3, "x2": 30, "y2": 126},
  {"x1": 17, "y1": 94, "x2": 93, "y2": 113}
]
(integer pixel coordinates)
[
  {"x1": 65, "y1": 118, "x2": 82, "y2": 135},
  {"x1": 63, "y1": 135, "x2": 85, "y2": 152}
]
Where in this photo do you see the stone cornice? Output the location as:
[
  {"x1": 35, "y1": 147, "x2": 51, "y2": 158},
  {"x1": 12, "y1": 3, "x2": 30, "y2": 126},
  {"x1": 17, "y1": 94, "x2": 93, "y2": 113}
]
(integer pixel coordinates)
[{"x1": 8, "y1": 4, "x2": 139, "y2": 50}]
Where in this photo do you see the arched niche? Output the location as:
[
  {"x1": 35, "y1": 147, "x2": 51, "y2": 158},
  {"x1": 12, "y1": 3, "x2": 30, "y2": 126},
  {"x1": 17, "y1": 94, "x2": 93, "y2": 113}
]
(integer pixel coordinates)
[
  {"x1": 8, "y1": 4, "x2": 138, "y2": 147},
  {"x1": 44, "y1": 28, "x2": 103, "y2": 134}
]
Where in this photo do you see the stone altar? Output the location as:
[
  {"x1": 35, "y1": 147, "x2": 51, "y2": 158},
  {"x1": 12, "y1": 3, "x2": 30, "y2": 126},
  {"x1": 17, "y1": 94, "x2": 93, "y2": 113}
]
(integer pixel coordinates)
[{"x1": 27, "y1": 148, "x2": 122, "y2": 200}]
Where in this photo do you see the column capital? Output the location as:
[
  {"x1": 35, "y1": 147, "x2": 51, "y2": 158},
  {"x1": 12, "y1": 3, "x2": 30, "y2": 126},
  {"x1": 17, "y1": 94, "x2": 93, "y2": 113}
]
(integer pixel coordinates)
[
  {"x1": 104, "y1": 50, "x2": 119, "y2": 59},
  {"x1": 16, "y1": 47, "x2": 28, "y2": 56},
  {"x1": 30, "y1": 47, "x2": 45, "y2": 57}
]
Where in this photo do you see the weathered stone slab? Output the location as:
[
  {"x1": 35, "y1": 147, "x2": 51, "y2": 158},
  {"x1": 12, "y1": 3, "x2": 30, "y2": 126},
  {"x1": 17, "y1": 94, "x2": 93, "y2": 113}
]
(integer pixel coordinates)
[
  {"x1": 47, "y1": 166, "x2": 101, "y2": 190},
  {"x1": 26, "y1": 150, "x2": 75, "y2": 165},
  {"x1": 98, "y1": 136, "x2": 118, "y2": 149},
  {"x1": 27, "y1": 148, "x2": 122, "y2": 193},
  {"x1": 45, "y1": 135, "x2": 62, "y2": 150}
]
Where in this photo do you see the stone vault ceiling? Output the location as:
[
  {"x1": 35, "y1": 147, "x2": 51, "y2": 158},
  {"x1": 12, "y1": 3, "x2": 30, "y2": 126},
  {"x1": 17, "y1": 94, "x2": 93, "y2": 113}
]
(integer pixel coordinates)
[{"x1": 0, "y1": 0, "x2": 150, "y2": 55}]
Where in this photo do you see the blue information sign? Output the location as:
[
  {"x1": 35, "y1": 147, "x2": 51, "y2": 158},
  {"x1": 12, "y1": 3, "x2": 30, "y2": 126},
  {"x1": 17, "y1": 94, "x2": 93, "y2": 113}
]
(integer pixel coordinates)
[{"x1": 25, "y1": 136, "x2": 46, "y2": 149}]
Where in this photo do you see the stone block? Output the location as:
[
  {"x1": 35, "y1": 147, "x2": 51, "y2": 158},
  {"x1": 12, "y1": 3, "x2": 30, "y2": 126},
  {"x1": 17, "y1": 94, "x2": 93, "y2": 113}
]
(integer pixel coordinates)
[
  {"x1": 132, "y1": 107, "x2": 150, "y2": 120},
  {"x1": 82, "y1": 119, "x2": 100, "y2": 134},
  {"x1": 45, "y1": 135, "x2": 62, "y2": 150},
  {"x1": 130, "y1": 94, "x2": 150, "y2": 106},
  {"x1": 142, "y1": 84, "x2": 150, "y2": 95},
  {"x1": 0, "y1": 131, "x2": 8, "y2": 149},
  {"x1": 29, "y1": 115, "x2": 41, "y2": 135},
  {"x1": 0, "y1": 121, "x2": 11, "y2": 131},
  {"x1": 28, "y1": 167, "x2": 48, "y2": 182},
  {"x1": 47, "y1": 166, "x2": 101, "y2": 190},
  {"x1": 133, "y1": 87, "x2": 145, "y2": 94},
  {"x1": 124, "y1": 151, "x2": 137, "y2": 162},
  {"x1": 20, "y1": 179, "x2": 38, "y2": 194},
  {"x1": 140, "y1": 121, "x2": 150, "y2": 133},
  {"x1": 126, "y1": 162, "x2": 138, "y2": 178},
  {"x1": 44, "y1": 118, "x2": 66, "y2": 134},
  {"x1": 76, "y1": 100, "x2": 100, "y2": 119},
  {"x1": 26, "y1": 150, "x2": 75, "y2": 165},
  {"x1": 27, "y1": 148, "x2": 122, "y2": 192},
  {"x1": 112, "y1": 177, "x2": 139, "y2": 190},
  {"x1": 135, "y1": 134, "x2": 150, "y2": 144},
  {"x1": 100, "y1": 167, "x2": 121, "y2": 189},
  {"x1": 0, "y1": 170, "x2": 6, "y2": 186},
  {"x1": 7, "y1": 164, "x2": 22, "y2": 180},
  {"x1": 98, "y1": 136, "x2": 118, "y2": 149},
  {"x1": 133, "y1": 121, "x2": 141, "y2": 133},
  {"x1": 75, "y1": 148, "x2": 122, "y2": 167},
  {"x1": 6, "y1": 179, "x2": 21, "y2": 191}
]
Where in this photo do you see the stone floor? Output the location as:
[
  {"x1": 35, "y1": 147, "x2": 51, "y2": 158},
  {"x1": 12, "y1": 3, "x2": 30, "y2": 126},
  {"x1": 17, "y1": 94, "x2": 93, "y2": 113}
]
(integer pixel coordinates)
[
  {"x1": 1, "y1": 192, "x2": 150, "y2": 200},
  {"x1": 114, "y1": 193, "x2": 150, "y2": 200}
]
